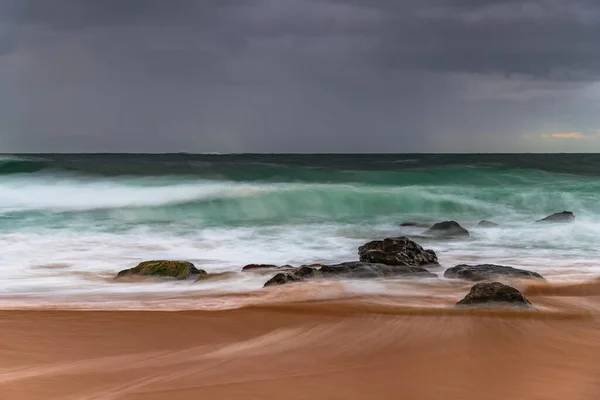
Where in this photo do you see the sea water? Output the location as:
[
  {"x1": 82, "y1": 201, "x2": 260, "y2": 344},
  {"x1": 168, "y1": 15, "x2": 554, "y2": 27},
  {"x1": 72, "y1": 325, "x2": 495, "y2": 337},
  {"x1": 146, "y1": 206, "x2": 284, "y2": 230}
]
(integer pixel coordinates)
[{"x1": 1, "y1": 153, "x2": 599, "y2": 307}]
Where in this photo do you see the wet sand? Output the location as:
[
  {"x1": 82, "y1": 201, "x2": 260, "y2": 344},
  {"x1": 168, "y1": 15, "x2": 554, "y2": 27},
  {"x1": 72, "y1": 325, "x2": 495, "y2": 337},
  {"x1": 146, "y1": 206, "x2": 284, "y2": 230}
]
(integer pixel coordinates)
[{"x1": 2, "y1": 293, "x2": 600, "y2": 400}]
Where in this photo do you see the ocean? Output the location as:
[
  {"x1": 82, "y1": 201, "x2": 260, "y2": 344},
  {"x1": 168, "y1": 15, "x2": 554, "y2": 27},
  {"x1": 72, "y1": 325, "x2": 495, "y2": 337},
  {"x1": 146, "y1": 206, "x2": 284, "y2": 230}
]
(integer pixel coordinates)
[{"x1": 1, "y1": 153, "x2": 598, "y2": 308}]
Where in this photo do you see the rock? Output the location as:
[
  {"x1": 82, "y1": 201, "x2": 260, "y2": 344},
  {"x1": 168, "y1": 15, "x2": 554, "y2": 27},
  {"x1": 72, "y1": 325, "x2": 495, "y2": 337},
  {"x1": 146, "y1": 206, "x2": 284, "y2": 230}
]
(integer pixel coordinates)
[
  {"x1": 358, "y1": 237, "x2": 438, "y2": 267},
  {"x1": 263, "y1": 265, "x2": 319, "y2": 287},
  {"x1": 264, "y1": 261, "x2": 437, "y2": 287},
  {"x1": 423, "y1": 221, "x2": 470, "y2": 238},
  {"x1": 477, "y1": 220, "x2": 499, "y2": 228},
  {"x1": 457, "y1": 282, "x2": 533, "y2": 308},
  {"x1": 116, "y1": 260, "x2": 206, "y2": 280},
  {"x1": 444, "y1": 264, "x2": 544, "y2": 282},
  {"x1": 242, "y1": 264, "x2": 281, "y2": 271},
  {"x1": 294, "y1": 266, "x2": 320, "y2": 279},
  {"x1": 321, "y1": 261, "x2": 437, "y2": 279},
  {"x1": 264, "y1": 272, "x2": 303, "y2": 287},
  {"x1": 195, "y1": 272, "x2": 237, "y2": 282},
  {"x1": 298, "y1": 263, "x2": 325, "y2": 269},
  {"x1": 536, "y1": 211, "x2": 575, "y2": 223},
  {"x1": 400, "y1": 222, "x2": 430, "y2": 228},
  {"x1": 263, "y1": 265, "x2": 321, "y2": 287}
]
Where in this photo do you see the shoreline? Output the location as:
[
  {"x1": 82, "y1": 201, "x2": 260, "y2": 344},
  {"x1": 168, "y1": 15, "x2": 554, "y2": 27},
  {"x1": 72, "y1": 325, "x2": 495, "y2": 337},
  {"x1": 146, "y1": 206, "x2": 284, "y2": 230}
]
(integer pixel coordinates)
[{"x1": 1, "y1": 275, "x2": 598, "y2": 311}]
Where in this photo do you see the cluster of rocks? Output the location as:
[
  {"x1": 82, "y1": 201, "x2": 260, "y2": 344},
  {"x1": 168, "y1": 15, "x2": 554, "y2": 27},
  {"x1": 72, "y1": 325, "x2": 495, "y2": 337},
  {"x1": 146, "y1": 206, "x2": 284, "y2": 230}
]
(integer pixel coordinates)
[
  {"x1": 114, "y1": 211, "x2": 571, "y2": 309},
  {"x1": 260, "y1": 236, "x2": 440, "y2": 287}
]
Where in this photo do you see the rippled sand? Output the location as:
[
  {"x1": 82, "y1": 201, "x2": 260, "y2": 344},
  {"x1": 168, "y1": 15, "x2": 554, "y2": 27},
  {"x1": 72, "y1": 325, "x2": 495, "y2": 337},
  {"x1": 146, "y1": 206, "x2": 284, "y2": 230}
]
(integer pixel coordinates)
[{"x1": 2, "y1": 283, "x2": 600, "y2": 400}]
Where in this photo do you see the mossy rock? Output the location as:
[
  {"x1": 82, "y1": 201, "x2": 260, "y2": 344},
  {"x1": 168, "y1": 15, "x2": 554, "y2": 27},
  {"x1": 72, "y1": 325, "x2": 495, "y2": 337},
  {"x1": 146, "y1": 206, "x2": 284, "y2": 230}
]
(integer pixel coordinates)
[{"x1": 116, "y1": 260, "x2": 206, "y2": 280}]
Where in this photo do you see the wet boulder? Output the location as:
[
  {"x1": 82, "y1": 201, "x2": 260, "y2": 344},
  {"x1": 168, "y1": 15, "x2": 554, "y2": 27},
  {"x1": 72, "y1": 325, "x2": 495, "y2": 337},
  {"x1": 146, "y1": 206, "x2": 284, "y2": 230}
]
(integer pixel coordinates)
[
  {"x1": 195, "y1": 272, "x2": 237, "y2": 282},
  {"x1": 457, "y1": 282, "x2": 534, "y2": 308},
  {"x1": 477, "y1": 220, "x2": 499, "y2": 228},
  {"x1": 444, "y1": 264, "x2": 544, "y2": 282},
  {"x1": 263, "y1": 261, "x2": 437, "y2": 288},
  {"x1": 264, "y1": 272, "x2": 303, "y2": 287},
  {"x1": 263, "y1": 266, "x2": 320, "y2": 287},
  {"x1": 293, "y1": 266, "x2": 321, "y2": 279},
  {"x1": 321, "y1": 261, "x2": 437, "y2": 279},
  {"x1": 400, "y1": 221, "x2": 431, "y2": 228},
  {"x1": 536, "y1": 211, "x2": 575, "y2": 223},
  {"x1": 423, "y1": 221, "x2": 470, "y2": 238},
  {"x1": 116, "y1": 260, "x2": 206, "y2": 280},
  {"x1": 242, "y1": 264, "x2": 293, "y2": 272},
  {"x1": 358, "y1": 237, "x2": 438, "y2": 267}
]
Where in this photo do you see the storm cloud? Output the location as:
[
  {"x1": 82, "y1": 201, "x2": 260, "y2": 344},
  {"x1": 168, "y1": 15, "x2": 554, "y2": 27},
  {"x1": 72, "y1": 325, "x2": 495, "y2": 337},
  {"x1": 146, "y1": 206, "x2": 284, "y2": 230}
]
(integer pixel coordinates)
[{"x1": 1, "y1": 0, "x2": 599, "y2": 152}]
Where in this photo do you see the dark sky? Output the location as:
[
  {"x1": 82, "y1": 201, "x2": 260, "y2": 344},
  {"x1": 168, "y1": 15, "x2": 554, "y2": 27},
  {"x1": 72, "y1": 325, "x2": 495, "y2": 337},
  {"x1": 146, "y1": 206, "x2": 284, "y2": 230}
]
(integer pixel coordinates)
[{"x1": 1, "y1": 0, "x2": 599, "y2": 152}]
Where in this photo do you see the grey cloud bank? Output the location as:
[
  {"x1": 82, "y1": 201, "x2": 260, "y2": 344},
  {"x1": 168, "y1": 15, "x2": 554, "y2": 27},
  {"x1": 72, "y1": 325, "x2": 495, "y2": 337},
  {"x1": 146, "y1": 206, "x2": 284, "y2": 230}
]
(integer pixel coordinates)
[{"x1": 1, "y1": 0, "x2": 599, "y2": 152}]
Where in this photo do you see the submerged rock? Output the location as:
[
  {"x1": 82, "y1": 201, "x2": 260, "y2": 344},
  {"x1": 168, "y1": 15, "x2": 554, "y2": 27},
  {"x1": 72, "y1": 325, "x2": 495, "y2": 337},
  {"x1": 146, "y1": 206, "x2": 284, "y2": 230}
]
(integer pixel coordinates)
[
  {"x1": 444, "y1": 264, "x2": 544, "y2": 282},
  {"x1": 423, "y1": 221, "x2": 470, "y2": 238},
  {"x1": 264, "y1": 273, "x2": 303, "y2": 287},
  {"x1": 321, "y1": 261, "x2": 437, "y2": 279},
  {"x1": 400, "y1": 221, "x2": 431, "y2": 228},
  {"x1": 116, "y1": 260, "x2": 206, "y2": 280},
  {"x1": 263, "y1": 261, "x2": 437, "y2": 287},
  {"x1": 457, "y1": 282, "x2": 533, "y2": 308},
  {"x1": 358, "y1": 237, "x2": 438, "y2": 267},
  {"x1": 477, "y1": 220, "x2": 499, "y2": 228},
  {"x1": 263, "y1": 266, "x2": 319, "y2": 287},
  {"x1": 195, "y1": 272, "x2": 237, "y2": 282},
  {"x1": 242, "y1": 264, "x2": 285, "y2": 271},
  {"x1": 536, "y1": 211, "x2": 575, "y2": 223}
]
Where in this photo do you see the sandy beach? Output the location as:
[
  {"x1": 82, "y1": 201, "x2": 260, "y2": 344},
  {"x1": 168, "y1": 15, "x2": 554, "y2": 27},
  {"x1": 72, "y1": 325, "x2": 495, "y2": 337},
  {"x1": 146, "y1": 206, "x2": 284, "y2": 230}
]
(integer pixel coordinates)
[{"x1": 2, "y1": 290, "x2": 600, "y2": 400}]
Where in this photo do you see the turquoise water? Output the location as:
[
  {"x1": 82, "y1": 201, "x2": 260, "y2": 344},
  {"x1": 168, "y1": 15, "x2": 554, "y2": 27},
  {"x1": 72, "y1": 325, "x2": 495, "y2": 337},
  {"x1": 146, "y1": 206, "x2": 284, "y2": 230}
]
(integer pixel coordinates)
[{"x1": 1, "y1": 154, "x2": 599, "y2": 304}]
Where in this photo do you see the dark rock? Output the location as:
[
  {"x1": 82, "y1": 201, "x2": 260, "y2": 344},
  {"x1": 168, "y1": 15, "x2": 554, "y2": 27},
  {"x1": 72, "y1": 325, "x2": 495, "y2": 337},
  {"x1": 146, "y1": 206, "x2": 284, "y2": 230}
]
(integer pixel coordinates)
[
  {"x1": 536, "y1": 211, "x2": 575, "y2": 223},
  {"x1": 358, "y1": 237, "x2": 438, "y2": 267},
  {"x1": 264, "y1": 272, "x2": 303, "y2": 287},
  {"x1": 242, "y1": 264, "x2": 281, "y2": 271},
  {"x1": 457, "y1": 282, "x2": 533, "y2": 308},
  {"x1": 321, "y1": 261, "x2": 437, "y2": 279},
  {"x1": 294, "y1": 266, "x2": 320, "y2": 279},
  {"x1": 423, "y1": 221, "x2": 470, "y2": 238},
  {"x1": 263, "y1": 265, "x2": 320, "y2": 287},
  {"x1": 400, "y1": 222, "x2": 431, "y2": 228},
  {"x1": 264, "y1": 261, "x2": 437, "y2": 287},
  {"x1": 477, "y1": 220, "x2": 499, "y2": 228},
  {"x1": 116, "y1": 260, "x2": 206, "y2": 280},
  {"x1": 299, "y1": 263, "x2": 325, "y2": 269},
  {"x1": 444, "y1": 264, "x2": 544, "y2": 282}
]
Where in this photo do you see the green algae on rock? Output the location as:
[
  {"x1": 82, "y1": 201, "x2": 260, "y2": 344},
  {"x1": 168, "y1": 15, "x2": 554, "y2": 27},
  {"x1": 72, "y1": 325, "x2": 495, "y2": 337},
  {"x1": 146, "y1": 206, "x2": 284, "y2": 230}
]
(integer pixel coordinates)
[{"x1": 116, "y1": 260, "x2": 206, "y2": 280}]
